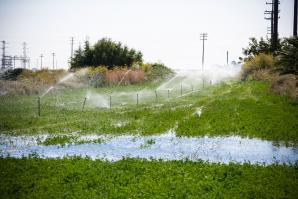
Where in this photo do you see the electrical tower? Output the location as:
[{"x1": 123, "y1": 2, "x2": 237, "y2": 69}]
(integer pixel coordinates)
[
  {"x1": 200, "y1": 33, "x2": 207, "y2": 71},
  {"x1": 22, "y1": 42, "x2": 28, "y2": 68},
  {"x1": 265, "y1": 0, "x2": 280, "y2": 52}
]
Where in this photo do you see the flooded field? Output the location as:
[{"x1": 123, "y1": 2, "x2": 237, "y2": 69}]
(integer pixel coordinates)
[{"x1": 1, "y1": 131, "x2": 297, "y2": 165}]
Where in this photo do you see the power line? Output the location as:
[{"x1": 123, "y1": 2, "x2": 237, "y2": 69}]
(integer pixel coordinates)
[{"x1": 200, "y1": 33, "x2": 207, "y2": 71}]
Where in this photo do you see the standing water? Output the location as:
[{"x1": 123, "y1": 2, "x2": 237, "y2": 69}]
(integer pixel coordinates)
[{"x1": 0, "y1": 131, "x2": 297, "y2": 165}]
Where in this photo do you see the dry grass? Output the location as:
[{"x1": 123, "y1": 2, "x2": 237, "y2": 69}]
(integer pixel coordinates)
[
  {"x1": 0, "y1": 69, "x2": 67, "y2": 95},
  {"x1": 270, "y1": 74, "x2": 298, "y2": 99},
  {"x1": 105, "y1": 68, "x2": 144, "y2": 85}
]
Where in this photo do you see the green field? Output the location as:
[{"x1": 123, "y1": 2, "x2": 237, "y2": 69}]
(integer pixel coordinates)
[
  {"x1": 0, "y1": 80, "x2": 298, "y2": 198},
  {"x1": 0, "y1": 158, "x2": 297, "y2": 198},
  {"x1": 0, "y1": 80, "x2": 297, "y2": 144}
]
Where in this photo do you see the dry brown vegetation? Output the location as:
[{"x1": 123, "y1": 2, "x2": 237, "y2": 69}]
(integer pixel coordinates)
[
  {"x1": 105, "y1": 69, "x2": 145, "y2": 85},
  {"x1": 0, "y1": 69, "x2": 67, "y2": 95},
  {"x1": 270, "y1": 74, "x2": 298, "y2": 99},
  {"x1": 241, "y1": 53, "x2": 298, "y2": 99}
]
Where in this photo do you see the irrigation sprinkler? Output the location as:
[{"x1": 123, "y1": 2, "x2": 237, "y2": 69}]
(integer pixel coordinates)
[
  {"x1": 155, "y1": 90, "x2": 158, "y2": 102},
  {"x1": 110, "y1": 96, "x2": 112, "y2": 108},
  {"x1": 136, "y1": 93, "x2": 139, "y2": 105},
  {"x1": 180, "y1": 84, "x2": 183, "y2": 96},
  {"x1": 38, "y1": 96, "x2": 41, "y2": 117},
  {"x1": 210, "y1": 80, "x2": 212, "y2": 85},
  {"x1": 82, "y1": 97, "x2": 87, "y2": 112},
  {"x1": 191, "y1": 84, "x2": 194, "y2": 92},
  {"x1": 167, "y1": 89, "x2": 170, "y2": 98}
]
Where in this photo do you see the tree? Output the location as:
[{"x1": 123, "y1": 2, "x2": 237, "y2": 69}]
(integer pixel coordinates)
[
  {"x1": 71, "y1": 45, "x2": 84, "y2": 68},
  {"x1": 276, "y1": 37, "x2": 298, "y2": 74},
  {"x1": 242, "y1": 37, "x2": 272, "y2": 61},
  {"x1": 71, "y1": 38, "x2": 143, "y2": 69}
]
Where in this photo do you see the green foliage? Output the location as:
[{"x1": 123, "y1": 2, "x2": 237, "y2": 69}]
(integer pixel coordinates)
[
  {"x1": 41, "y1": 135, "x2": 75, "y2": 146},
  {"x1": 145, "y1": 63, "x2": 174, "y2": 81},
  {"x1": 0, "y1": 158, "x2": 297, "y2": 198},
  {"x1": 276, "y1": 37, "x2": 298, "y2": 75},
  {"x1": 71, "y1": 38, "x2": 143, "y2": 69},
  {"x1": 0, "y1": 81, "x2": 297, "y2": 143},
  {"x1": 241, "y1": 37, "x2": 273, "y2": 61}
]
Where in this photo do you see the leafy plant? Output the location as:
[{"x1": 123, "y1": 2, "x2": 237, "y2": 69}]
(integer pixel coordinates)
[
  {"x1": 71, "y1": 38, "x2": 143, "y2": 69},
  {"x1": 276, "y1": 37, "x2": 298, "y2": 75}
]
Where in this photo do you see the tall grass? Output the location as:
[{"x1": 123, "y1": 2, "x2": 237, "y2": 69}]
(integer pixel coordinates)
[{"x1": 241, "y1": 53, "x2": 274, "y2": 80}]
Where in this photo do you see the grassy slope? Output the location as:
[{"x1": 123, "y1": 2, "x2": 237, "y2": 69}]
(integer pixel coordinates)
[
  {"x1": 0, "y1": 158, "x2": 297, "y2": 198},
  {"x1": 0, "y1": 81, "x2": 297, "y2": 143}
]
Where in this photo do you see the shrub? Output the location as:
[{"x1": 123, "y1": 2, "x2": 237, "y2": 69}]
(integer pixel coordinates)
[
  {"x1": 241, "y1": 37, "x2": 273, "y2": 61},
  {"x1": 105, "y1": 68, "x2": 144, "y2": 85},
  {"x1": 145, "y1": 63, "x2": 174, "y2": 81},
  {"x1": 275, "y1": 37, "x2": 298, "y2": 75},
  {"x1": 270, "y1": 74, "x2": 298, "y2": 99},
  {"x1": 241, "y1": 53, "x2": 274, "y2": 80}
]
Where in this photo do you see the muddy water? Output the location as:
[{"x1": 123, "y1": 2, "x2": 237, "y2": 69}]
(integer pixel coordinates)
[{"x1": 0, "y1": 132, "x2": 297, "y2": 165}]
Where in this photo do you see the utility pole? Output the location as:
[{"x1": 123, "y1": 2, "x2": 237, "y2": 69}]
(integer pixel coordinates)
[
  {"x1": 265, "y1": 0, "x2": 279, "y2": 52},
  {"x1": 265, "y1": 1, "x2": 274, "y2": 50},
  {"x1": 200, "y1": 33, "x2": 207, "y2": 71},
  {"x1": 1, "y1": 41, "x2": 5, "y2": 68},
  {"x1": 22, "y1": 42, "x2": 27, "y2": 69},
  {"x1": 272, "y1": 0, "x2": 279, "y2": 51},
  {"x1": 52, "y1": 52, "x2": 55, "y2": 70},
  {"x1": 294, "y1": 0, "x2": 298, "y2": 37},
  {"x1": 13, "y1": 56, "x2": 16, "y2": 69},
  {"x1": 40, "y1": 54, "x2": 43, "y2": 69},
  {"x1": 70, "y1": 37, "x2": 74, "y2": 63},
  {"x1": 226, "y1": 51, "x2": 229, "y2": 65}
]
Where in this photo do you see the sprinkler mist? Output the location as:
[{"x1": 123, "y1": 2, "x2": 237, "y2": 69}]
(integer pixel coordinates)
[{"x1": 37, "y1": 73, "x2": 75, "y2": 116}]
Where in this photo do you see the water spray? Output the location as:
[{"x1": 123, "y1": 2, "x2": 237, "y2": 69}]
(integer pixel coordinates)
[{"x1": 180, "y1": 84, "x2": 182, "y2": 96}]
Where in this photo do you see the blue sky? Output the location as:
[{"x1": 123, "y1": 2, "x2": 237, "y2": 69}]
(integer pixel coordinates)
[{"x1": 0, "y1": 0, "x2": 295, "y2": 69}]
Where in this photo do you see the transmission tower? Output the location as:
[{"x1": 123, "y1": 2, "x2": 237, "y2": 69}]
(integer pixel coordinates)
[
  {"x1": 22, "y1": 42, "x2": 28, "y2": 68},
  {"x1": 200, "y1": 33, "x2": 208, "y2": 71}
]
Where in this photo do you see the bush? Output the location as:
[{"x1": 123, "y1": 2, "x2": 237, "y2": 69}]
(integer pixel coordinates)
[
  {"x1": 270, "y1": 74, "x2": 298, "y2": 99},
  {"x1": 241, "y1": 53, "x2": 274, "y2": 80},
  {"x1": 145, "y1": 63, "x2": 174, "y2": 81},
  {"x1": 275, "y1": 37, "x2": 298, "y2": 75},
  {"x1": 241, "y1": 37, "x2": 273, "y2": 61}
]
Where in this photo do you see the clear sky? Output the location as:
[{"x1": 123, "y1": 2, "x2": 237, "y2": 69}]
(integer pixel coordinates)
[{"x1": 0, "y1": 0, "x2": 295, "y2": 69}]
